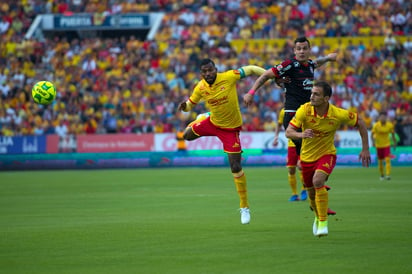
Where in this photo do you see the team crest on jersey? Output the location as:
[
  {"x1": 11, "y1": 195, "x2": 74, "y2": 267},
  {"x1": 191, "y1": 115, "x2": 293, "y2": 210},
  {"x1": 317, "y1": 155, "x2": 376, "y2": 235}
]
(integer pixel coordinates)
[
  {"x1": 349, "y1": 112, "x2": 355, "y2": 119},
  {"x1": 293, "y1": 62, "x2": 299, "y2": 67}
]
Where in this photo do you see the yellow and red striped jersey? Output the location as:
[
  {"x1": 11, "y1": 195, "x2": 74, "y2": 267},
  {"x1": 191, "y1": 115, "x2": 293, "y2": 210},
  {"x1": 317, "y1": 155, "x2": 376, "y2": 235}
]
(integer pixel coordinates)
[
  {"x1": 290, "y1": 102, "x2": 358, "y2": 162},
  {"x1": 189, "y1": 70, "x2": 242, "y2": 129}
]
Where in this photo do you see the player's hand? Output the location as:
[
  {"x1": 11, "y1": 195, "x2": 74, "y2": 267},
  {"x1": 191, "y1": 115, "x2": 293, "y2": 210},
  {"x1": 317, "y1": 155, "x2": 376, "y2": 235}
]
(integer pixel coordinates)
[
  {"x1": 359, "y1": 149, "x2": 371, "y2": 167},
  {"x1": 273, "y1": 136, "x2": 279, "y2": 146},
  {"x1": 302, "y1": 129, "x2": 314, "y2": 138},
  {"x1": 327, "y1": 53, "x2": 338, "y2": 62},
  {"x1": 274, "y1": 77, "x2": 291, "y2": 86},
  {"x1": 178, "y1": 102, "x2": 187, "y2": 112},
  {"x1": 243, "y1": 93, "x2": 253, "y2": 107}
]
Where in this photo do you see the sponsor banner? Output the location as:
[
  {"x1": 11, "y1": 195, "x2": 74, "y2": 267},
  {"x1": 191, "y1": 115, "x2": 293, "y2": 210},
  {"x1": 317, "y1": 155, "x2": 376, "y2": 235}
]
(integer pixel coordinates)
[
  {"x1": 46, "y1": 134, "x2": 77, "y2": 154},
  {"x1": 76, "y1": 134, "x2": 154, "y2": 153},
  {"x1": 54, "y1": 14, "x2": 150, "y2": 29},
  {"x1": 0, "y1": 136, "x2": 46, "y2": 154},
  {"x1": 154, "y1": 132, "x2": 275, "y2": 152},
  {"x1": 0, "y1": 147, "x2": 411, "y2": 170},
  {"x1": 154, "y1": 131, "x2": 373, "y2": 151}
]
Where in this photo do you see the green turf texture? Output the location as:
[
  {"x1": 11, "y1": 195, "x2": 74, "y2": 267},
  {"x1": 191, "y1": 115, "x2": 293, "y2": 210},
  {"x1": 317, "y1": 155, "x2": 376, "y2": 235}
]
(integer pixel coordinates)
[{"x1": 1, "y1": 167, "x2": 411, "y2": 274}]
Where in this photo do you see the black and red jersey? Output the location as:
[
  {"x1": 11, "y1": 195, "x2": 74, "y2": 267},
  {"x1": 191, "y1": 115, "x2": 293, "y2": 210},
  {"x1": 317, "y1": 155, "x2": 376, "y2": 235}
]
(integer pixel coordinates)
[{"x1": 271, "y1": 57, "x2": 315, "y2": 111}]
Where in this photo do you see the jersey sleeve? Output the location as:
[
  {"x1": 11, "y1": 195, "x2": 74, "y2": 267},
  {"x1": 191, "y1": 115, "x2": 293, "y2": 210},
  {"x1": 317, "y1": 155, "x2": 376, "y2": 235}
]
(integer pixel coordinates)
[
  {"x1": 342, "y1": 110, "x2": 358, "y2": 127},
  {"x1": 229, "y1": 69, "x2": 242, "y2": 80},
  {"x1": 271, "y1": 59, "x2": 293, "y2": 78},
  {"x1": 289, "y1": 105, "x2": 304, "y2": 129},
  {"x1": 189, "y1": 82, "x2": 203, "y2": 105}
]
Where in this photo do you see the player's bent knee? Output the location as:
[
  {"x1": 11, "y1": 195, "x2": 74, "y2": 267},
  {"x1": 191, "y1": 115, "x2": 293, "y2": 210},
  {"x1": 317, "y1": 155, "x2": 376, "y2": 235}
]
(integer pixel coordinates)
[
  {"x1": 313, "y1": 180, "x2": 325, "y2": 188},
  {"x1": 183, "y1": 128, "x2": 197, "y2": 141}
]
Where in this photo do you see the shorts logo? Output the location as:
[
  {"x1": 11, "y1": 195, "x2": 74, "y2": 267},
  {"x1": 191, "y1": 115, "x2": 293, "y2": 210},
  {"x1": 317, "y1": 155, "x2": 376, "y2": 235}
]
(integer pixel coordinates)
[
  {"x1": 233, "y1": 142, "x2": 240, "y2": 148},
  {"x1": 322, "y1": 162, "x2": 330, "y2": 169}
]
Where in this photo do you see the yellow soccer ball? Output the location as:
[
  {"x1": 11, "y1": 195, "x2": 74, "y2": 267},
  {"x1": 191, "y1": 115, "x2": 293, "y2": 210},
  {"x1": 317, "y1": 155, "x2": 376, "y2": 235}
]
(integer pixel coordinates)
[{"x1": 32, "y1": 81, "x2": 56, "y2": 105}]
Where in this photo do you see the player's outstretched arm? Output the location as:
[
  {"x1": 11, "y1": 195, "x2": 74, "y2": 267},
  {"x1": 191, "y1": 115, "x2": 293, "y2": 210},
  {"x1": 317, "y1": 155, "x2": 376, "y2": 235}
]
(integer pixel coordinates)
[
  {"x1": 243, "y1": 69, "x2": 276, "y2": 107},
  {"x1": 356, "y1": 118, "x2": 371, "y2": 167},
  {"x1": 314, "y1": 53, "x2": 337, "y2": 68},
  {"x1": 240, "y1": 65, "x2": 266, "y2": 77}
]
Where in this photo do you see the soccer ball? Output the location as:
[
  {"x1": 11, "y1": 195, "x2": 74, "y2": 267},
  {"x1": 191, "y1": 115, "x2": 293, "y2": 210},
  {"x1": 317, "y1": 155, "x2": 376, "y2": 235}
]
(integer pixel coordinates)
[{"x1": 32, "y1": 81, "x2": 56, "y2": 105}]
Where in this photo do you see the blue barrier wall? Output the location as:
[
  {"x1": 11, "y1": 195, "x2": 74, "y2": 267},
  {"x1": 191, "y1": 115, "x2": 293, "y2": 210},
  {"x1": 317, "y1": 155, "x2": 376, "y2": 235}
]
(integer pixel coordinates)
[{"x1": 1, "y1": 147, "x2": 411, "y2": 170}]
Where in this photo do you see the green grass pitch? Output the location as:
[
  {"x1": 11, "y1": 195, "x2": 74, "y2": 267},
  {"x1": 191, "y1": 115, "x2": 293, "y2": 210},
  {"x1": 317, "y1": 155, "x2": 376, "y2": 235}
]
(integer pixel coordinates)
[{"x1": 0, "y1": 167, "x2": 411, "y2": 274}]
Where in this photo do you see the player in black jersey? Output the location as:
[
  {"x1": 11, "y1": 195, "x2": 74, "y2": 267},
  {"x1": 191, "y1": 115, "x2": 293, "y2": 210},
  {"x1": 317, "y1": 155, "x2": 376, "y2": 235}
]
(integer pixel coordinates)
[
  {"x1": 244, "y1": 37, "x2": 337, "y2": 216},
  {"x1": 243, "y1": 36, "x2": 337, "y2": 155}
]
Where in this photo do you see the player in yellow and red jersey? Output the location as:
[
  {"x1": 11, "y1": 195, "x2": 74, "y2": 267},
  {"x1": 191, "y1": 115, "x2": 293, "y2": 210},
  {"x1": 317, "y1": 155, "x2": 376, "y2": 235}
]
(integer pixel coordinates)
[
  {"x1": 178, "y1": 58, "x2": 266, "y2": 225},
  {"x1": 372, "y1": 112, "x2": 397, "y2": 180},
  {"x1": 275, "y1": 107, "x2": 336, "y2": 214},
  {"x1": 286, "y1": 81, "x2": 371, "y2": 237}
]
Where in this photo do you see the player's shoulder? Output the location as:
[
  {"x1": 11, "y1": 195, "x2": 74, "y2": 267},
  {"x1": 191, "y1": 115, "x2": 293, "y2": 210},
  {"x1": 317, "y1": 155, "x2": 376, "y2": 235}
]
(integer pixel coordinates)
[
  {"x1": 330, "y1": 104, "x2": 356, "y2": 119},
  {"x1": 279, "y1": 58, "x2": 295, "y2": 67},
  {"x1": 220, "y1": 69, "x2": 241, "y2": 80},
  {"x1": 328, "y1": 104, "x2": 346, "y2": 115},
  {"x1": 301, "y1": 102, "x2": 313, "y2": 111},
  {"x1": 194, "y1": 79, "x2": 208, "y2": 91},
  {"x1": 296, "y1": 102, "x2": 313, "y2": 116}
]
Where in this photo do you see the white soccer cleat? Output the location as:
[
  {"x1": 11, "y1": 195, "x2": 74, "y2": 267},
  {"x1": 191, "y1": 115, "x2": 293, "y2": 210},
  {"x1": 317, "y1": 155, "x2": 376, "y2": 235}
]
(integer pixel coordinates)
[
  {"x1": 315, "y1": 220, "x2": 328, "y2": 237},
  {"x1": 313, "y1": 217, "x2": 319, "y2": 236},
  {"x1": 240, "y1": 208, "x2": 250, "y2": 224}
]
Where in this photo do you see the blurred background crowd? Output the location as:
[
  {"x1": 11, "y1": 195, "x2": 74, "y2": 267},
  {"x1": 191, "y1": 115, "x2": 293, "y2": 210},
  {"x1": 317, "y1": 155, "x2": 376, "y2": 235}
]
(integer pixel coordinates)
[{"x1": 0, "y1": 0, "x2": 411, "y2": 144}]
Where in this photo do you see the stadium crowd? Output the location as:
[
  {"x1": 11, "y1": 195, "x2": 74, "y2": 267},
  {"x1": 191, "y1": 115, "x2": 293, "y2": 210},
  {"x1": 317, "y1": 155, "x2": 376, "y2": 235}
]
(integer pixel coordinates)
[{"x1": 0, "y1": 0, "x2": 411, "y2": 144}]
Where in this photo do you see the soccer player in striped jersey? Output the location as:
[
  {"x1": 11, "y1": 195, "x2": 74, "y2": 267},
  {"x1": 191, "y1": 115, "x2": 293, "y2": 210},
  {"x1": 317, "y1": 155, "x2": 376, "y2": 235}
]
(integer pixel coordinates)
[
  {"x1": 178, "y1": 58, "x2": 266, "y2": 225},
  {"x1": 371, "y1": 112, "x2": 397, "y2": 180},
  {"x1": 244, "y1": 36, "x2": 337, "y2": 157},
  {"x1": 285, "y1": 81, "x2": 371, "y2": 237}
]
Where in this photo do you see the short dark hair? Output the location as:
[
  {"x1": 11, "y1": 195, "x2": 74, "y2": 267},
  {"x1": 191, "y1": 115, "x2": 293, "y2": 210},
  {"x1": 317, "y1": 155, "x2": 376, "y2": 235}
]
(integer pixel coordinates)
[
  {"x1": 294, "y1": 37, "x2": 310, "y2": 47},
  {"x1": 379, "y1": 111, "x2": 387, "y2": 116},
  {"x1": 314, "y1": 81, "x2": 332, "y2": 97},
  {"x1": 200, "y1": 58, "x2": 215, "y2": 68}
]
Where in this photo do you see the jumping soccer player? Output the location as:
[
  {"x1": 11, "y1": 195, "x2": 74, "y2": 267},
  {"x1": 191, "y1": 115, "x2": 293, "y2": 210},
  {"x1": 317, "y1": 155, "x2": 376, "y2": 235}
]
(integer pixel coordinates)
[
  {"x1": 244, "y1": 36, "x2": 337, "y2": 156},
  {"x1": 178, "y1": 58, "x2": 266, "y2": 225}
]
